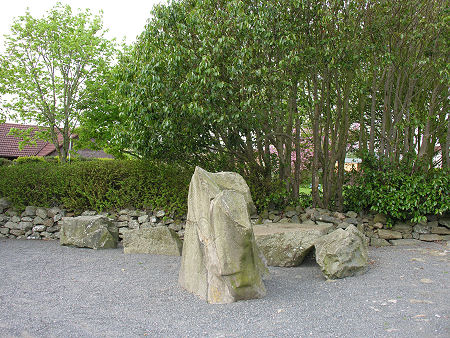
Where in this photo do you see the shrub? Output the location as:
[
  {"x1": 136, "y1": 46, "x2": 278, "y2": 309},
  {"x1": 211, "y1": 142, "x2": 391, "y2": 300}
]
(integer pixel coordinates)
[
  {"x1": 13, "y1": 156, "x2": 47, "y2": 165},
  {"x1": 344, "y1": 153, "x2": 450, "y2": 224},
  {"x1": 0, "y1": 160, "x2": 191, "y2": 215},
  {"x1": 0, "y1": 158, "x2": 12, "y2": 167},
  {"x1": 0, "y1": 157, "x2": 314, "y2": 215}
]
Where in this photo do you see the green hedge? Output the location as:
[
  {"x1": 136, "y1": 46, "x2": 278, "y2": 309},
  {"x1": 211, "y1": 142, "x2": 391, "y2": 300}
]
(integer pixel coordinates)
[
  {"x1": 344, "y1": 154, "x2": 450, "y2": 224},
  {"x1": 0, "y1": 160, "x2": 191, "y2": 215}
]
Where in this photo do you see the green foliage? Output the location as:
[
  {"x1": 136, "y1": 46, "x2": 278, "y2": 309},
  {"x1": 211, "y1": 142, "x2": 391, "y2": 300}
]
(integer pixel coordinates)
[
  {"x1": 0, "y1": 3, "x2": 116, "y2": 162},
  {"x1": 13, "y1": 156, "x2": 47, "y2": 165},
  {"x1": 0, "y1": 162, "x2": 65, "y2": 210},
  {"x1": 0, "y1": 158, "x2": 12, "y2": 167},
  {"x1": 344, "y1": 153, "x2": 450, "y2": 224},
  {"x1": 0, "y1": 160, "x2": 191, "y2": 215}
]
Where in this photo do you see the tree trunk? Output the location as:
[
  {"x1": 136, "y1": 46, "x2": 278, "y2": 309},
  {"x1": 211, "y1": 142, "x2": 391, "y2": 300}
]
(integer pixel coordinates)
[
  {"x1": 311, "y1": 73, "x2": 323, "y2": 208},
  {"x1": 418, "y1": 82, "x2": 440, "y2": 164},
  {"x1": 380, "y1": 65, "x2": 393, "y2": 158}
]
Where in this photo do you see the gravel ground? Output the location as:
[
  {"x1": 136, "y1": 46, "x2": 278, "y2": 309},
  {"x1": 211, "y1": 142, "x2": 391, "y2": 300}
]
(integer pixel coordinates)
[{"x1": 0, "y1": 239, "x2": 448, "y2": 338}]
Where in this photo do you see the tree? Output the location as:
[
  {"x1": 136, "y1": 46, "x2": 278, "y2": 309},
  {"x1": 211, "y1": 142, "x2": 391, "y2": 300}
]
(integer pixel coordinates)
[
  {"x1": 0, "y1": 2, "x2": 115, "y2": 162},
  {"x1": 85, "y1": 0, "x2": 448, "y2": 210}
]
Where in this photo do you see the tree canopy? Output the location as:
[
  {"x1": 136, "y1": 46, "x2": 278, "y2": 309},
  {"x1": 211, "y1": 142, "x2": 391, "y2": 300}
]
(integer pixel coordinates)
[
  {"x1": 65, "y1": 0, "x2": 450, "y2": 210},
  {"x1": 0, "y1": 2, "x2": 116, "y2": 162}
]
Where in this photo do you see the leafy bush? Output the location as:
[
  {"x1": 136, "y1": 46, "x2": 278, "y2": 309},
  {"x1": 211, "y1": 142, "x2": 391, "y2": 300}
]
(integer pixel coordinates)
[
  {"x1": 0, "y1": 160, "x2": 191, "y2": 215},
  {"x1": 344, "y1": 153, "x2": 450, "y2": 224},
  {"x1": 0, "y1": 158, "x2": 12, "y2": 167},
  {"x1": 0, "y1": 157, "x2": 314, "y2": 215},
  {"x1": 13, "y1": 156, "x2": 47, "y2": 165}
]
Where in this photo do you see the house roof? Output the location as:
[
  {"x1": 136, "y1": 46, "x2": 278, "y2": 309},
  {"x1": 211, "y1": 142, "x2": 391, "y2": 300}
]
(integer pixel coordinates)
[{"x1": 0, "y1": 123, "x2": 62, "y2": 158}]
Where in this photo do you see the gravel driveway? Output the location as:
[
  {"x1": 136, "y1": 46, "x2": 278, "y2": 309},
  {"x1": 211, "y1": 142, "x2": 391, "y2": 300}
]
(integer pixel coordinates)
[{"x1": 0, "y1": 239, "x2": 448, "y2": 338}]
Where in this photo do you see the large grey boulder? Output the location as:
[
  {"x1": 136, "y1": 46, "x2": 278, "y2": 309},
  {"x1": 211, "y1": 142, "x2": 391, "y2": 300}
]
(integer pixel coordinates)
[
  {"x1": 179, "y1": 167, "x2": 267, "y2": 304},
  {"x1": 123, "y1": 227, "x2": 183, "y2": 255},
  {"x1": 254, "y1": 223, "x2": 332, "y2": 267},
  {"x1": 60, "y1": 216, "x2": 118, "y2": 249},
  {"x1": 314, "y1": 225, "x2": 368, "y2": 279}
]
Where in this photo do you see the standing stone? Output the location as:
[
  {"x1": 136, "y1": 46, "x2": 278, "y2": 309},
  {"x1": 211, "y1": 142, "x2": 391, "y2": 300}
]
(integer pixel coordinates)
[
  {"x1": 179, "y1": 167, "x2": 267, "y2": 304},
  {"x1": 60, "y1": 216, "x2": 118, "y2": 249},
  {"x1": 314, "y1": 225, "x2": 368, "y2": 279},
  {"x1": 123, "y1": 227, "x2": 183, "y2": 255}
]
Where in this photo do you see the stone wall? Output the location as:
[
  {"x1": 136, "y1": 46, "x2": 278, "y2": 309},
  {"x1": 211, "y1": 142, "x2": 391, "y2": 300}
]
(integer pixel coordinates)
[
  {"x1": 0, "y1": 199, "x2": 186, "y2": 242},
  {"x1": 254, "y1": 207, "x2": 450, "y2": 246},
  {"x1": 0, "y1": 198, "x2": 449, "y2": 246}
]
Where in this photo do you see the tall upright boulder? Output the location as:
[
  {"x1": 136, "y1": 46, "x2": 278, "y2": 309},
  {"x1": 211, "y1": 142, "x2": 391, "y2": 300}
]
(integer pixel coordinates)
[
  {"x1": 314, "y1": 225, "x2": 368, "y2": 279},
  {"x1": 179, "y1": 167, "x2": 267, "y2": 304},
  {"x1": 60, "y1": 216, "x2": 118, "y2": 249}
]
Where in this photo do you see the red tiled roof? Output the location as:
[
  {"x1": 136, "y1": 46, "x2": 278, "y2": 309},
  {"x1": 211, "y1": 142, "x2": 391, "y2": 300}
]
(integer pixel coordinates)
[{"x1": 0, "y1": 123, "x2": 62, "y2": 159}]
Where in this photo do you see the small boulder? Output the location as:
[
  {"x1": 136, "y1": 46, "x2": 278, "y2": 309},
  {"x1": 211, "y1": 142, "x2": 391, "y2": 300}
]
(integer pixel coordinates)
[
  {"x1": 123, "y1": 227, "x2": 183, "y2": 255},
  {"x1": 60, "y1": 216, "x2": 118, "y2": 249},
  {"x1": 314, "y1": 225, "x2": 368, "y2": 279}
]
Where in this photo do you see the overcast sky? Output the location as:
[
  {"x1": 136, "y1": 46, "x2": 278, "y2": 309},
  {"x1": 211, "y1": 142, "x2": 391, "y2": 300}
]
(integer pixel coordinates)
[{"x1": 0, "y1": 0, "x2": 167, "y2": 47}]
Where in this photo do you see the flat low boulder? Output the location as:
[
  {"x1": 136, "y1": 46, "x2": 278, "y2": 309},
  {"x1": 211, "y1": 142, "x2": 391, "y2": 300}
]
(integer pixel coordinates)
[
  {"x1": 314, "y1": 225, "x2": 368, "y2": 279},
  {"x1": 60, "y1": 216, "x2": 118, "y2": 249},
  {"x1": 123, "y1": 227, "x2": 183, "y2": 255},
  {"x1": 254, "y1": 223, "x2": 333, "y2": 267}
]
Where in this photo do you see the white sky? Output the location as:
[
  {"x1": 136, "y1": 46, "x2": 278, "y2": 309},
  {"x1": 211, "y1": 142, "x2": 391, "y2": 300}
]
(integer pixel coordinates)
[{"x1": 0, "y1": 0, "x2": 167, "y2": 47}]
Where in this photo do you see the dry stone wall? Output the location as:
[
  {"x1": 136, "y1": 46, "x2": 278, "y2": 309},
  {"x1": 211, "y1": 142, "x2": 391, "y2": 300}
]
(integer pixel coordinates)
[
  {"x1": 0, "y1": 198, "x2": 187, "y2": 242},
  {"x1": 0, "y1": 197, "x2": 449, "y2": 246}
]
